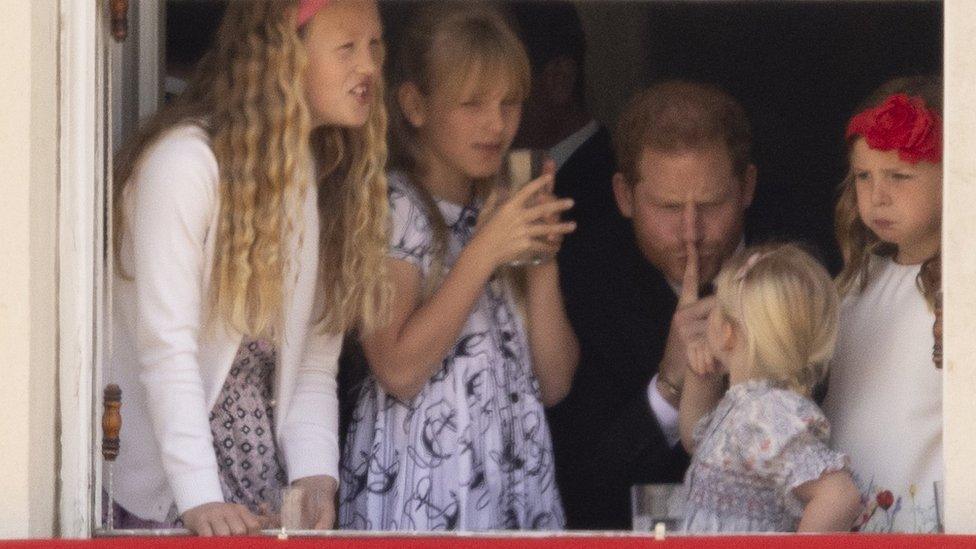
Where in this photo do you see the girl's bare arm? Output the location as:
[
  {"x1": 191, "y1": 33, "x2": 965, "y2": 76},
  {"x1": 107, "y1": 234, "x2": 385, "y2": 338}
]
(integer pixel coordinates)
[
  {"x1": 523, "y1": 261, "x2": 579, "y2": 406},
  {"x1": 794, "y1": 470, "x2": 862, "y2": 532}
]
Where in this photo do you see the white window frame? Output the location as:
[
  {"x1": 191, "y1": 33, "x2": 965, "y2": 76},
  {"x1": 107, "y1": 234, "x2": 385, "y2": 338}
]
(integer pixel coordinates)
[
  {"x1": 58, "y1": 0, "x2": 105, "y2": 537},
  {"x1": 56, "y1": 0, "x2": 976, "y2": 536}
]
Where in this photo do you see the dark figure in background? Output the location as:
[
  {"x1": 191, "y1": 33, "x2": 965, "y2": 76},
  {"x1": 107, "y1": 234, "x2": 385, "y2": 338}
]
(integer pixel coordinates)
[{"x1": 509, "y1": 5, "x2": 691, "y2": 530}]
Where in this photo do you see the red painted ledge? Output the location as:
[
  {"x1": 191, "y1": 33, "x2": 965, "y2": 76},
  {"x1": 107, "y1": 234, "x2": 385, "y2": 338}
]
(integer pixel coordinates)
[{"x1": 2, "y1": 534, "x2": 975, "y2": 549}]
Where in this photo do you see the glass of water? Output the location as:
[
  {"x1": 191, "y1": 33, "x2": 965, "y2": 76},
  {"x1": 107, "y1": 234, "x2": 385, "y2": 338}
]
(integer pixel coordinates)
[
  {"x1": 934, "y1": 480, "x2": 945, "y2": 532},
  {"x1": 631, "y1": 483, "x2": 685, "y2": 533},
  {"x1": 504, "y1": 148, "x2": 552, "y2": 267}
]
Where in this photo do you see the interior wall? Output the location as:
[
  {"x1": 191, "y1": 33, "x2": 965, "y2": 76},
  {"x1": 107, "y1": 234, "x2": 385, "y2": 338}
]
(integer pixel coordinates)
[
  {"x1": 943, "y1": 0, "x2": 976, "y2": 533},
  {"x1": 0, "y1": 0, "x2": 59, "y2": 538},
  {"x1": 29, "y1": 0, "x2": 59, "y2": 538},
  {"x1": 0, "y1": 0, "x2": 34, "y2": 534}
]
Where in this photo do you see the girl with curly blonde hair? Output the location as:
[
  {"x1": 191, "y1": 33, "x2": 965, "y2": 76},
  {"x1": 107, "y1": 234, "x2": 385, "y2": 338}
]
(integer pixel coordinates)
[{"x1": 109, "y1": 0, "x2": 389, "y2": 535}]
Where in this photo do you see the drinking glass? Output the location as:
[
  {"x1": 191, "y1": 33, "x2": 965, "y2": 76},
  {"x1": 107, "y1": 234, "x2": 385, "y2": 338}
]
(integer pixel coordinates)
[
  {"x1": 504, "y1": 148, "x2": 552, "y2": 266},
  {"x1": 279, "y1": 485, "x2": 305, "y2": 531},
  {"x1": 631, "y1": 483, "x2": 685, "y2": 533},
  {"x1": 934, "y1": 480, "x2": 945, "y2": 533}
]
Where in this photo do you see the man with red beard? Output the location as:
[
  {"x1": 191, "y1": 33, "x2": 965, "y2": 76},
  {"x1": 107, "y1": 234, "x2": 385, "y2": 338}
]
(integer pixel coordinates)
[{"x1": 548, "y1": 80, "x2": 756, "y2": 529}]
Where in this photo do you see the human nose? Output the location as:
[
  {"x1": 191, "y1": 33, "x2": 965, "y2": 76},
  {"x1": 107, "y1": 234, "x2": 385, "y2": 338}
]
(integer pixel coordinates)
[
  {"x1": 484, "y1": 103, "x2": 504, "y2": 135},
  {"x1": 870, "y1": 177, "x2": 891, "y2": 207},
  {"x1": 356, "y1": 45, "x2": 379, "y2": 77},
  {"x1": 681, "y1": 202, "x2": 702, "y2": 246}
]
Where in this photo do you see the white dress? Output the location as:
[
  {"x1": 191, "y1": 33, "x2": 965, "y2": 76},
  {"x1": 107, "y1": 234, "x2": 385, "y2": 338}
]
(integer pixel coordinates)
[
  {"x1": 823, "y1": 256, "x2": 943, "y2": 533},
  {"x1": 338, "y1": 172, "x2": 564, "y2": 531}
]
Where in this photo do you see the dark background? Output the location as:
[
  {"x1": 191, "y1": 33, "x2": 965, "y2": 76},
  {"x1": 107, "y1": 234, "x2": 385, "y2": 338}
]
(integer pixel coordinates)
[
  {"x1": 636, "y1": 2, "x2": 942, "y2": 270},
  {"x1": 164, "y1": 0, "x2": 943, "y2": 472},
  {"x1": 166, "y1": 0, "x2": 942, "y2": 271}
]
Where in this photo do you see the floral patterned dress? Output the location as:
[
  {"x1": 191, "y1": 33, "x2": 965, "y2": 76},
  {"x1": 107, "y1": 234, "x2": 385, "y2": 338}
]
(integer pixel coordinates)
[
  {"x1": 681, "y1": 379, "x2": 849, "y2": 533},
  {"x1": 337, "y1": 172, "x2": 564, "y2": 531}
]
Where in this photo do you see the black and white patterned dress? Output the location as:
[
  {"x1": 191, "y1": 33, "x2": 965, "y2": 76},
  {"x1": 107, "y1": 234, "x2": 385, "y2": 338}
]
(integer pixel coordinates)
[{"x1": 338, "y1": 172, "x2": 564, "y2": 531}]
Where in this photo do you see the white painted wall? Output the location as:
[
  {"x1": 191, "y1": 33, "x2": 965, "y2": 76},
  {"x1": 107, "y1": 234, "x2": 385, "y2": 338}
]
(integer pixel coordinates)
[
  {"x1": 0, "y1": 0, "x2": 35, "y2": 534},
  {"x1": 0, "y1": 0, "x2": 59, "y2": 539},
  {"x1": 942, "y1": 0, "x2": 976, "y2": 534},
  {"x1": 29, "y1": 0, "x2": 60, "y2": 538}
]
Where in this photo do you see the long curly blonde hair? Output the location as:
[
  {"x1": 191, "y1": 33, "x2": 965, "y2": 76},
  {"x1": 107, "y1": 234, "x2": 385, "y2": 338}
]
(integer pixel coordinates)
[
  {"x1": 113, "y1": 1, "x2": 390, "y2": 337},
  {"x1": 835, "y1": 75, "x2": 942, "y2": 310}
]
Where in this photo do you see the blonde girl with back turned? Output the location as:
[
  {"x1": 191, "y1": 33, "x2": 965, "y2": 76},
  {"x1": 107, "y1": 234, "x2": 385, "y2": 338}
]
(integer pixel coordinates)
[
  {"x1": 339, "y1": 4, "x2": 579, "y2": 531},
  {"x1": 678, "y1": 244, "x2": 861, "y2": 533},
  {"x1": 109, "y1": 0, "x2": 389, "y2": 536},
  {"x1": 822, "y1": 76, "x2": 943, "y2": 533}
]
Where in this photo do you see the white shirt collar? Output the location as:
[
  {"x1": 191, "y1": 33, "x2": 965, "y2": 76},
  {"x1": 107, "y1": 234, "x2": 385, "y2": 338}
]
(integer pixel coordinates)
[{"x1": 548, "y1": 119, "x2": 599, "y2": 171}]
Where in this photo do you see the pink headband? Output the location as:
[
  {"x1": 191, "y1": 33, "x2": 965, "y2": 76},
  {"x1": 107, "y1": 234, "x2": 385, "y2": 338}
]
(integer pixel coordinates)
[
  {"x1": 733, "y1": 252, "x2": 767, "y2": 283},
  {"x1": 297, "y1": 0, "x2": 329, "y2": 28}
]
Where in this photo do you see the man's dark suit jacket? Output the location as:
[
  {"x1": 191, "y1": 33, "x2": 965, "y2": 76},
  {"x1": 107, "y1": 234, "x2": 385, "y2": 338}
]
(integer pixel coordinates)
[{"x1": 548, "y1": 126, "x2": 691, "y2": 530}]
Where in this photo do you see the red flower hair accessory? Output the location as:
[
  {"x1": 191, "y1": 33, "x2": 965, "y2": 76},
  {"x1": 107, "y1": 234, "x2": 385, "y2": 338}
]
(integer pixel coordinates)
[
  {"x1": 846, "y1": 93, "x2": 942, "y2": 164},
  {"x1": 297, "y1": 0, "x2": 329, "y2": 28}
]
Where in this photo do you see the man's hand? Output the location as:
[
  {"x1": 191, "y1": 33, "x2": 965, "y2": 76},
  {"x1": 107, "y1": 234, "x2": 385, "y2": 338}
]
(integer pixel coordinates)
[{"x1": 657, "y1": 240, "x2": 716, "y2": 405}]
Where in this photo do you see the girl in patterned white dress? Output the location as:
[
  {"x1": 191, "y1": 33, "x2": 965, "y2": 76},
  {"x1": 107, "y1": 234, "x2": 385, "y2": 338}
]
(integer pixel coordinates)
[
  {"x1": 678, "y1": 244, "x2": 861, "y2": 532},
  {"x1": 338, "y1": 4, "x2": 578, "y2": 531},
  {"x1": 109, "y1": 1, "x2": 390, "y2": 535},
  {"x1": 823, "y1": 76, "x2": 944, "y2": 533}
]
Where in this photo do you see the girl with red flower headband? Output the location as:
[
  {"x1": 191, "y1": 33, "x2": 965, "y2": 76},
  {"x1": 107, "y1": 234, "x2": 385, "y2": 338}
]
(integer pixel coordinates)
[
  {"x1": 108, "y1": 0, "x2": 389, "y2": 535},
  {"x1": 822, "y1": 76, "x2": 944, "y2": 532}
]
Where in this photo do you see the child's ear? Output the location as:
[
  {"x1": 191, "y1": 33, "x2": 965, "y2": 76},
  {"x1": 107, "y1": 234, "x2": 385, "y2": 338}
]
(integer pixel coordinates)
[
  {"x1": 397, "y1": 82, "x2": 426, "y2": 128},
  {"x1": 612, "y1": 172, "x2": 635, "y2": 219}
]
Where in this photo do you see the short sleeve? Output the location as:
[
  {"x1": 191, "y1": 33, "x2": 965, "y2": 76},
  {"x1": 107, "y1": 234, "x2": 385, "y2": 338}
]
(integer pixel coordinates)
[
  {"x1": 746, "y1": 394, "x2": 848, "y2": 496},
  {"x1": 776, "y1": 429, "x2": 848, "y2": 493},
  {"x1": 387, "y1": 173, "x2": 433, "y2": 269}
]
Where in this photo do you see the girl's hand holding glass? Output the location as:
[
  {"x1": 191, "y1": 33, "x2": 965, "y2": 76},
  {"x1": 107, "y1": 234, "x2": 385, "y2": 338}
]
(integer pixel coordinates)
[
  {"x1": 472, "y1": 174, "x2": 575, "y2": 271},
  {"x1": 529, "y1": 188, "x2": 567, "y2": 265},
  {"x1": 503, "y1": 150, "x2": 566, "y2": 265}
]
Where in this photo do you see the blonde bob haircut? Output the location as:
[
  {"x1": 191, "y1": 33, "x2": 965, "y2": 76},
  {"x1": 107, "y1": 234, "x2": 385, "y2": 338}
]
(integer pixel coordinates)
[
  {"x1": 387, "y1": 3, "x2": 531, "y2": 293},
  {"x1": 113, "y1": 1, "x2": 391, "y2": 337},
  {"x1": 713, "y1": 244, "x2": 840, "y2": 396}
]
